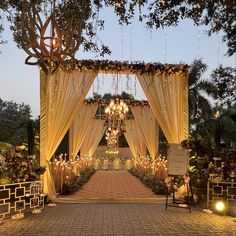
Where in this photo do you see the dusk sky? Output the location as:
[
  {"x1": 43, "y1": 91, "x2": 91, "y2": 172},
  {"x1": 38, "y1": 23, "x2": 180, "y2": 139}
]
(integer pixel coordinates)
[{"x1": 0, "y1": 7, "x2": 235, "y2": 118}]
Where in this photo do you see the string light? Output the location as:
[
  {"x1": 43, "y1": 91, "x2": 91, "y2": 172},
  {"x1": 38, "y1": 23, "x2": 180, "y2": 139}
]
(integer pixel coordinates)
[
  {"x1": 164, "y1": 27, "x2": 167, "y2": 63},
  {"x1": 130, "y1": 22, "x2": 133, "y2": 62},
  {"x1": 121, "y1": 24, "x2": 124, "y2": 61},
  {"x1": 215, "y1": 33, "x2": 221, "y2": 119},
  {"x1": 196, "y1": 26, "x2": 201, "y2": 59}
]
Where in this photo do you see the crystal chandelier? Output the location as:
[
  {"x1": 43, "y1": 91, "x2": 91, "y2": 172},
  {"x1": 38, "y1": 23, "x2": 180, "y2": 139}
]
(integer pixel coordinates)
[
  {"x1": 105, "y1": 99, "x2": 129, "y2": 120},
  {"x1": 105, "y1": 126, "x2": 120, "y2": 147}
]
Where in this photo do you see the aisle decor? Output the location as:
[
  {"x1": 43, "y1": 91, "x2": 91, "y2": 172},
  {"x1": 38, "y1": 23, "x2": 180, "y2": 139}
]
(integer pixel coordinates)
[
  {"x1": 62, "y1": 167, "x2": 96, "y2": 195},
  {"x1": 129, "y1": 155, "x2": 168, "y2": 194},
  {"x1": 51, "y1": 154, "x2": 95, "y2": 194}
]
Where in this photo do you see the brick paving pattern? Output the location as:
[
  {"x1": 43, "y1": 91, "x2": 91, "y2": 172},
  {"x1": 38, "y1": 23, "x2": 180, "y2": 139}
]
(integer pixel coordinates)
[
  {"x1": 56, "y1": 171, "x2": 163, "y2": 203},
  {"x1": 0, "y1": 203, "x2": 235, "y2": 236}
]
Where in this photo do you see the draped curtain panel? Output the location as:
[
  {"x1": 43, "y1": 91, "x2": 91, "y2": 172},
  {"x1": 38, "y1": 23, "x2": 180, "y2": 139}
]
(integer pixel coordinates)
[
  {"x1": 136, "y1": 72, "x2": 188, "y2": 143},
  {"x1": 80, "y1": 119, "x2": 105, "y2": 158},
  {"x1": 125, "y1": 119, "x2": 146, "y2": 158},
  {"x1": 124, "y1": 123, "x2": 138, "y2": 158},
  {"x1": 131, "y1": 106, "x2": 159, "y2": 159},
  {"x1": 40, "y1": 69, "x2": 97, "y2": 200},
  {"x1": 69, "y1": 103, "x2": 98, "y2": 160}
]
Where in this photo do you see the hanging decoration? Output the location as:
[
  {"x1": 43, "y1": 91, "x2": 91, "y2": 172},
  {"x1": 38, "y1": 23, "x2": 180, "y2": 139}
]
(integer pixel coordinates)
[
  {"x1": 105, "y1": 99, "x2": 129, "y2": 120},
  {"x1": 21, "y1": 0, "x2": 81, "y2": 75},
  {"x1": 104, "y1": 98, "x2": 129, "y2": 152},
  {"x1": 45, "y1": 59, "x2": 189, "y2": 74}
]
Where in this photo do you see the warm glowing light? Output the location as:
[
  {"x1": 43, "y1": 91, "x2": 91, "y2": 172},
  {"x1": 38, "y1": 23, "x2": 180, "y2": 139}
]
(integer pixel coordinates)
[
  {"x1": 105, "y1": 99, "x2": 129, "y2": 120},
  {"x1": 215, "y1": 201, "x2": 225, "y2": 212}
]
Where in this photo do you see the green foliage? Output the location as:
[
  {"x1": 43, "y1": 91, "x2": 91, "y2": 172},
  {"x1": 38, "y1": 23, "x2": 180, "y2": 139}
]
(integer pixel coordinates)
[
  {"x1": 27, "y1": 120, "x2": 35, "y2": 155},
  {"x1": 1, "y1": 1, "x2": 234, "y2": 57},
  {"x1": 0, "y1": 141, "x2": 12, "y2": 155},
  {"x1": 187, "y1": 155, "x2": 209, "y2": 188},
  {"x1": 1, "y1": 146, "x2": 45, "y2": 183},
  {"x1": 129, "y1": 167, "x2": 167, "y2": 195},
  {"x1": 211, "y1": 66, "x2": 236, "y2": 106},
  {"x1": 62, "y1": 167, "x2": 96, "y2": 194},
  {"x1": 0, "y1": 98, "x2": 32, "y2": 146},
  {"x1": 144, "y1": 1, "x2": 236, "y2": 56},
  {"x1": 188, "y1": 59, "x2": 215, "y2": 125}
]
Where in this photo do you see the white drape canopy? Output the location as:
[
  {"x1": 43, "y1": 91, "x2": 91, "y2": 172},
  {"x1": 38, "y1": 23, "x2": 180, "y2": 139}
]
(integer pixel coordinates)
[
  {"x1": 136, "y1": 72, "x2": 188, "y2": 143},
  {"x1": 40, "y1": 70, "x2": 97, "y2": 200},
  {"x1": 131, "y1": 106, "x2": 159, "y2": 159},
  {"x1": 80, "y1": 119, "x2": 105, "y2": 158},
  {"x1": 69, "y1": 103, "x2": 98, "y2": 160},
  {"x1": 125, "y1": 119, "x2": 146, "y2": 158},
  {"x1": 124, "y1": 123, "x2": 138, "y2": 158}
]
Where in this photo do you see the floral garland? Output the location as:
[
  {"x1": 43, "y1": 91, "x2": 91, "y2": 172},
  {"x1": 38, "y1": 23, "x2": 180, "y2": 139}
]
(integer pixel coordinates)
[
  {"x1": 84, "y1": 98, "x2": 150, "y2": 107},
  {"x1": 55, "y1": 59, "x2": 190, "y2": 75}
]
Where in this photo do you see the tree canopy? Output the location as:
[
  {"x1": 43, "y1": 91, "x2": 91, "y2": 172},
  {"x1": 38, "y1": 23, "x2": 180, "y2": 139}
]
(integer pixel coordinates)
[
  {"x1": 0, "y1": 98, "x2": 31, "y2": 145},
  {"x1": 0, "y1": 0, "x2": 235, "y2": 56},
  {"x1": 211, "y1": 66, "x2": 236, "y2": 106}
]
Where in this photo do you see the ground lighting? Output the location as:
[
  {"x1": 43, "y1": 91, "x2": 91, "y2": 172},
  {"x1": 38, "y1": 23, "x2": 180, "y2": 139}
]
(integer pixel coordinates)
[{"x1": 215, "y1": 201, "x2": 226, "y2": 213}]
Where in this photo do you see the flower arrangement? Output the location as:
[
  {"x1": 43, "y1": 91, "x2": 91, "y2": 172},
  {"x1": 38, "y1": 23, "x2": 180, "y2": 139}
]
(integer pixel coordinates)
[
  {"x1": 0, "y1": 145, "x2": 45, "y2": 183},
  {"x1": 129, "y1": 167, "x2": 168, "y2": 195},
  {"x1": 62, "y1": 167, "x2": 96, "y2": 194},
  {"x1": 56, "y1": 59, "x2": 190, "y2": 75},
  {"x1": 165, "y1": 175, "x2": 190, "y2": 190}
]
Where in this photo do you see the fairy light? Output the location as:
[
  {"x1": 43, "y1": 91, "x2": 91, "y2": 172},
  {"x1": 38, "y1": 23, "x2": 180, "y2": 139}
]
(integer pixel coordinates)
[
  {"x1": 215, "y1": 33, "x2": 221, "y2": 119},
  {"x1": 130, "y1": 22, "x2": 133, "y2": 62},
  {"x1": 121, "y1": 24, "x2": 124, "y2": 61}
]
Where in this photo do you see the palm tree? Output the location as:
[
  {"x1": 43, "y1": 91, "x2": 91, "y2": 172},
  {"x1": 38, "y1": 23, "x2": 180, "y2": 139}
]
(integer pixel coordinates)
[{"x1": 188, "y1": 59, "x2": 215, "y2": 127}]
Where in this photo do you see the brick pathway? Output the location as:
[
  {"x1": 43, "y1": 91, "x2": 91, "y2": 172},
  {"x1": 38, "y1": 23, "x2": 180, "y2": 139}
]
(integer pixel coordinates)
[
  {"x1": 0, "y1": 203, "x2": 235, "y2": 236},
  {"x1": 56, "y1": 171, "x2": 164, "y2": 203}
]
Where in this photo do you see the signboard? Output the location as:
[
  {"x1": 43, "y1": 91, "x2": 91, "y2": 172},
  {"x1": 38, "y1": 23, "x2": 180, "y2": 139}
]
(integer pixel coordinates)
[{"x1": 167, "y1": 144, "x2": 189, "y2": 175}]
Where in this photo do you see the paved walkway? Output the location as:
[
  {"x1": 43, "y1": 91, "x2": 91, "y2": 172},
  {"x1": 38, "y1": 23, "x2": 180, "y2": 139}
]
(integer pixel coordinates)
[
  {"x1": 56, "y1": 171, "x2": 164, "y2": 203},
  {"x1": 0, "y1": 203, "x2": 235, "y2": 236}
]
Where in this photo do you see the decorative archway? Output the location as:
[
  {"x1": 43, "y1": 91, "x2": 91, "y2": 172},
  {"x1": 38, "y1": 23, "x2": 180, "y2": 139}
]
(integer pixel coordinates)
[{"x1": 40, "y1": 60, "x2": 190, "y2": 199}]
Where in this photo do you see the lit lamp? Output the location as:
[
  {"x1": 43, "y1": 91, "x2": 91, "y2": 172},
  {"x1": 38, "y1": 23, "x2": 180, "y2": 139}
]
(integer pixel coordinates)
[{"x1": 215, "y1": 200, "x2": 226, "y2": 214}]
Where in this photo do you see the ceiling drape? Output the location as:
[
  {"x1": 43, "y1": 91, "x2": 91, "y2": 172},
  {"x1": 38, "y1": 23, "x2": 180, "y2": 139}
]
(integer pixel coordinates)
[
  {"x1": 136, "y1": 72, "x2": 188, "y2": 143},
  {"x1": 131, "y1": 106, "x2": 159, "y2": 159},
  {"x1": 69, "y1": 103, "x2": 98, "y2": 160},
  {"x1": 40, "y1": 69, "x2": 97, "y2": 200}
]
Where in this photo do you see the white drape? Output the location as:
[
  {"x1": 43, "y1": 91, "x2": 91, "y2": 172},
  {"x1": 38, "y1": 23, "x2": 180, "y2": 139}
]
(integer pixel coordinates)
[
  {"x1": 125, "y1": 119, "x2": 146, "y2": 158},
  {"x1": 131, "y1": 106, "x2": 159, "y2": 159},
  {"x1": 136, "y1": 72, "x2": 188, "y2": 143},
  {"x1": 40, "y1": 69, "x2": 97, "y2": 200},
  {"x1": 80, "y1": 119, "x2": 105, "y2": 157},
  {"x1": 69, "y1": 103, "x2": 98, "y2": 160},
  {"x1": 124, "y1": 124, "x2": 138, "y2": 158}
]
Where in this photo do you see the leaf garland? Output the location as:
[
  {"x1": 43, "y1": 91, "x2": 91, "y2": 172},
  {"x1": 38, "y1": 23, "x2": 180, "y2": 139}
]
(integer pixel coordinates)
[
  {"x1": 84, "y1": 98, "x2": 149, "y2": 107},
  {"x1": 55, "y1": 59, "x2": 190, "y2": 75}
]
